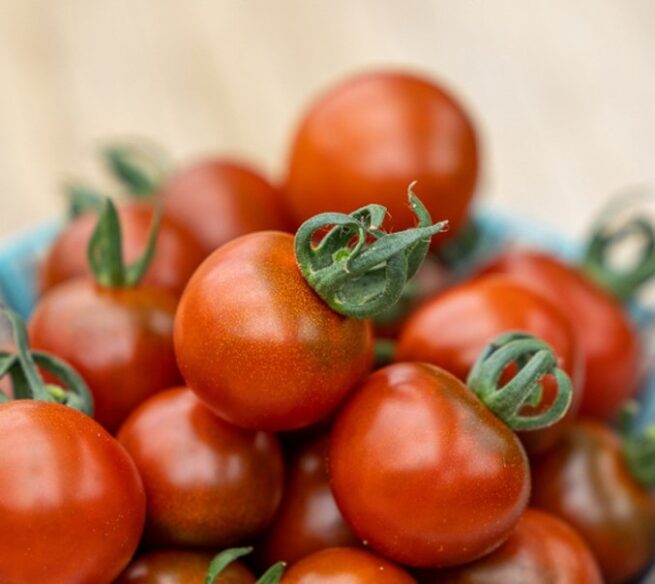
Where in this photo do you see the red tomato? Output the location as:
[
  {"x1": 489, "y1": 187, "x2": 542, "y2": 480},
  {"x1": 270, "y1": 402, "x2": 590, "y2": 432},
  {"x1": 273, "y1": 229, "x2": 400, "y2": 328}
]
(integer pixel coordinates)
[
  {"x1": 258, "y1": 435, "x2": 359, "y2": 566},
  {"x1": 161, "y1": 159, "x2": 290, "y2": 256},
  {"x1": 280, "y1": 547, "x2": 416, "y2": 583},
  {"x1": 0, "y1": 401, "x2": 145, "y2": 583},
  {"x1": 417, "y1": 508, "x2": 602, "y2": 583},
  {"x1": 29, "y1": 279, "x2": 180, "y2": 432},
  {"x1": 117, "y1": 388, "x2": 284, "y2": 547},
  {"x1": 396, "y1": 275, "x2": 584, "y2": 454},
  {"x1": 531, "y1": 420, "x2": 655, "y2": 584},
  {"x1": 115, "y1": 550, "x2": 255, "y2": 584},
  {"x1": 330, "y1": 363, "x2": 530, "y2": 568},
  {"x1": 283, "y1": 71, "x2": 479, "y2": 243},
  {"x1": 174, "y1": 231, "x2": 374, "y2": 431},
  {"x1": 40, "y1": 201, "x2": 205, "y2": 297},
  {"x1": 482, "y1": 250, "x2": 641, "y2": 419}
]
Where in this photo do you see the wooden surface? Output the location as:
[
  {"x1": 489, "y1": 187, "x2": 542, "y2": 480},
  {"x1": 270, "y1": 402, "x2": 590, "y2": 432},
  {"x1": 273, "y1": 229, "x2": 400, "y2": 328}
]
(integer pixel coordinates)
[{"x1": 1, "y1": 0, "x2": 655, "y2": 238}]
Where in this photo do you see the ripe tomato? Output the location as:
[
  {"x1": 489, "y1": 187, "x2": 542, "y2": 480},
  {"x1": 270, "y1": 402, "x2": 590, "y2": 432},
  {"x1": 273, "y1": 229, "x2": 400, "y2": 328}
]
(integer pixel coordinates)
[
  {"x1": 531, "y1": 420, "x2": 655, "y2": 584},
  {"x1": 283, "y1": 71, "x2": 479, "y2": 243},
  {"x1": 481, "y1": 250, "x2": 640, "y2": 419},
  {"x1": 117, "y1": 387, "x2": 285, "y2": 547},
  {"x1": 280, "y1": 547, "x2": 416, "y2": 583},
  {"x1": 40, "y1": 201, "x2": 205, "y2": 297},
  {"x1": 330, "y1": 362, "x2": 530, "y2": 568},
  {"x1": 258, "y1": 435, "x2": 359, "y2": 566},
  {"x1": 396, "y1": 275, "x2": 584, "y2": 454},
  {"x1": 29, "y1": 279, "x2": 180, "y2": 432},
  {"x1": 0, "y1": 401, "x2": 145, "y2": 583},
  {"x1": 417, "y1": 508, "x2": 602, "y2": 583},
  {"x1": 174, "y1": 231, "x2": 373, "y2": 431}
]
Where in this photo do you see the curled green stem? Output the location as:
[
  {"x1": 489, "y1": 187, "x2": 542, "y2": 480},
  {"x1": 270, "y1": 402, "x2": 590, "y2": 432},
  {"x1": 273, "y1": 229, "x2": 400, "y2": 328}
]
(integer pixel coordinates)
[
  {"x1": 466, "y1": 331, "x2": 573, "y2": 431},
  {"x1": 619, "y1": 401, "x2": 655, "y2": 488},
  {"x1": 103, "y1": 140, "x2": 170, "y2": 198},
  {"x1": 205, "y1": 547, "x2": 284, "y2": 584}
]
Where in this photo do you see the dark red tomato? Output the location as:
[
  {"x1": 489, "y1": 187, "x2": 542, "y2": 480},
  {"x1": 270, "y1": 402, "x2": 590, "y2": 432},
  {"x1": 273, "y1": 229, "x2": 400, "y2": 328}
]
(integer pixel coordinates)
[
  {"x1": 28, "y1": 279, "x2": 180, "y2": 432},
  {"x1": 396, "y1": 275, "x2": 584, "y2": 454},
  {"x1": 330, "y1": 363, "x2": 529, "y2": 568},
  {"x1": 117, "y1": 387, "x2": 285, "y2": 548},
  {"x1": 115, "y1": 550, "x2": 255, "y2": 584},
  {"x1": 40, "y1": 201, "x2": 205, "y2": 297},
  {"x1": 174, "y1": 231, "x2": 374, "y2": 431},
  {"x1": 0, "y1": 401, "x2": 145, "y2": 583},
  {"x1": 280, "y1": 547, "x2": 417, "y2": 584},
  {"x1": 482, "y1": 250, "x2": 640, "y2": 419},
  {"x1": 161, "y1": 159, "x2": 290, "y2": 256},
  {"x1": 531, "y1": 420, "x2": 655, "y2": 584},
  {"x1": 418, "y1": 508, "x2": 602, "y2": 583},
  {"x1": 258, "y1": 435, "x2": 359, "y2": 566},
  {"x1": 283, "y1": 71, "x2": 479, "y2": 243}
]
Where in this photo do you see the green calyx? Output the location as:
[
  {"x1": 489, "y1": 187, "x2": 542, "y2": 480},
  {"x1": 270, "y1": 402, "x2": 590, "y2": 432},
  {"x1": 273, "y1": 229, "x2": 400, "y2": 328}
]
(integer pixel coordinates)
[
  {"x1": 205, "y1": 547, "x2": 284, "y2": 584},
  {"x1": 619, "y1": 401, "x2": 655, "y2": 488},
  {"x1": 0, "y1": 309, "x2": 93, "y2": 415},
  {"x1": 294, "y1": 182, "x2": 448, "y2": 319},
  {"x1": 65, "y1": 182, "x2": 106, "y2": 219},
  {"x1": 102, "y1": 140, "x2": 170, "y2": 198},
  {"x1": 466, "y1": 331, "x2": 573, "y2": 431},
  {"x1": 88, "y1": 197, "x2": 161, "y2": 288}
]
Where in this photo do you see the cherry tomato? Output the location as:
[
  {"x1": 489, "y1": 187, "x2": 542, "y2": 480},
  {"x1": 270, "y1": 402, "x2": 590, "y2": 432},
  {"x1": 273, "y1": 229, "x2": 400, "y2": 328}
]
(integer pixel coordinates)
[
  {"x1": 117, "y1": 387, "x2": 285, "y2": 547},
  {"x1": 280, "y1": 547, "x2": 417, "y2": 583},
  {"x1": 396, "y1": 275, "x2": 584, "y2": 454},
  {"x1": 174, "y1": 231, "x2": 373, "y2": 431},
  {"x1": 0, "y1": 401, "x2": 145, "y2": 583},
  {"x1": 283, "y1": 71, "x2": 479, "y2": 243},
  {"x1": 115, "y1": 550, "x2": 255, "y2": 584},
  {"x1": 417, "y1": 508, "x2": 602, "y2": 583},
  {"x1": 40, "y1": 201, "x2": 205, "y2": 297},
  {"x1": 482, "y1": 250, "x2": 640, "y2": 419},
  {"x1": 161, "y1": 159, "x2": 290, "y2": 256},
  {"x1": 258, "y1": 434, "x2": 359, "y2": 567},
  {"x1": 29, "y1": 279, "x2": 180, "y2": 432},
  {"x1": 531, "y1": 420, "x2": 655, "y2": 584},
  {"x1": 330, "y1": 362, "x2": 529, "y2": 568}
]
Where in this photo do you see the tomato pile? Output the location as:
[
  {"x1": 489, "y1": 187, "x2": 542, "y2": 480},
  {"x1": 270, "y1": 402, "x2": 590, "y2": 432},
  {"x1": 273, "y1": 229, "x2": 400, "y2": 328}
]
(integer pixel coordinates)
[{"x1": 1, "y1": 70, "x2": 654, "y2": 584}]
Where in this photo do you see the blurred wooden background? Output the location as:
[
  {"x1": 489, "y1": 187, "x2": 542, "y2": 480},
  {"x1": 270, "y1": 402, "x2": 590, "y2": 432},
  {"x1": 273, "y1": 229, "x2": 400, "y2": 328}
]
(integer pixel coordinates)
[{"x1": 1, "y1": 0, "x2": 655, "y2": 237}]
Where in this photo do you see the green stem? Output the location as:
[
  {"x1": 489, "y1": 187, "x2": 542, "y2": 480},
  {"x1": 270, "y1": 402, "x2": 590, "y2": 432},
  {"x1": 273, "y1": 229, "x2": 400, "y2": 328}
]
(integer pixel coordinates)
[
  {"x1": 102, "y1": 141, "x2": 170, "y2": 198},
  {"x1": 619, "y1": 401, "x2": 655, "y2": 488},
  {"x1": 205, "y1": 547, "x2": 284, "y2": 584}
]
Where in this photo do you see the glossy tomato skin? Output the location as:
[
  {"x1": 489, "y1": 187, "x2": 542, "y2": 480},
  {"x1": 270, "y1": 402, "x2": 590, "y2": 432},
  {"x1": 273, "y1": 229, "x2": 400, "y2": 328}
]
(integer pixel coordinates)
[
  {"x1": 280, "y1": 547, "x2": 417, "y2": 584},
  {"x1": 330, "y1": 363, "x2": 530, "y2": 568},
  {"x1": 161, "y1": 159, "x2": 290, "y2": 256},
  {"x1": 258, "y1": 434, "x2": 359, "y2": 567},
  {"x1": 284, "y1": 71, "x2": 479, "y2": 243},
  {"x1": 117, "y1": 387, "x2": 285, "y2": 548},
  {"x1": 29, "y1": 279, "x2": 180, "y2": 432},
  {"x1": 174, "y1": 231, "x2": 374, "y2": 431},
  {"x1": 0, "y1": 401, "x2": 145, "y2": 584},
  {"x1": 396, "y1": 275, "x2": 584, "y2": 454},
  {"x1": 115, "y1": 550, "x2": 255, "y2": 584},
  {"x1": 40, "y1": 201, "x2": 205, "y2": 297},
  {"x1": 531, "y1": 420, "x2": 655, "y2": 584},
  {"x1": 482, "y1": 250, "x2": 641, "y2": 419},
  {"x1": 417, "y1": 508, "x2": 602, "y2": 583}
]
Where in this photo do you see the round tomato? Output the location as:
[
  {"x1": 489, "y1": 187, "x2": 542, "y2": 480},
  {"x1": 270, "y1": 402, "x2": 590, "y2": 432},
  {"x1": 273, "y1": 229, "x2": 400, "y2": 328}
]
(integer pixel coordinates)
[
  {"x1": 0, "y1": 401, "x2": 145, "y2": 583},
  {"x1": 283, "y1": 71, "x2": 479, "y2": 243},
  {"x1": 330, "y1": 362, "x2": 530, "y2": 568},
  {"x1": 117, "y1": 387, "x2": 284, "y2": 547}
]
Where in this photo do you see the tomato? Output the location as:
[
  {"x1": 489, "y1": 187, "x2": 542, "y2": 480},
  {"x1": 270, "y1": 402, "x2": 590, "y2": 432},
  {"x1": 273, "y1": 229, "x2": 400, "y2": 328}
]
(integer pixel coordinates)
[
  {"x1": 531, "y1": 420, "x2": 655, "y2": 584},
  {"x1": 117, "y1": 387, "x2": 284, "y2": 547},
  {"x1": 258, "y1": 435, "x2": 359, "y2": 567},
  {"x1": 115, "y1": 550, "x2": 255, "y2": 584},
  {"x1": 40, "y1": 201, "x2": 205, "y2": 297},
  {"x1": 283, "y1": 71, "x2": 479, "y2": 243},
  {"x1": 417, "y1": 508, "x2": 602, "y2": 583},
  {"x1": 280, "y1": 547, "x2": 416, "y2": 583},
  {"x1": 29, "y1": 279, "x2": 180, "y2": 432},
  {"x1": 396, "y1": 275, "x2": 584, "y2": 454},
  {"x1": 161, "y1": 159, "x2": 290, "y2": 256},
  {"x1": 481, "y1": 250, "x2": 641, "y2": 419},
  {"x1": 174, "y1": 231, "x2": 373, "y2": 431},
  {"x1": 0, "y1": 401, "x2": 145, "y2": 583},
  {"x1": 330, "y1": 362, "x2": 530, "y2": 568}
]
